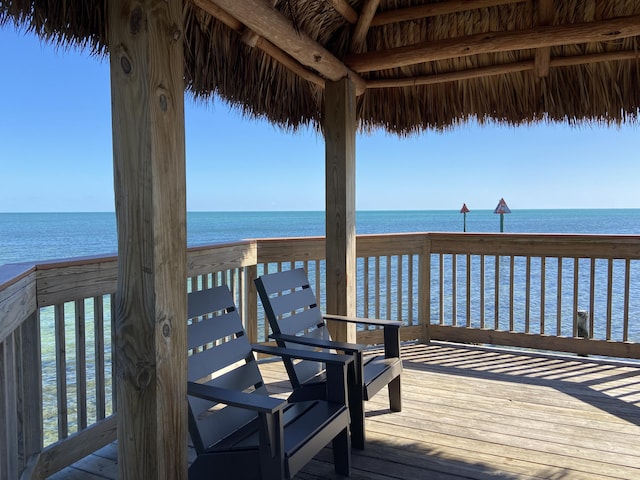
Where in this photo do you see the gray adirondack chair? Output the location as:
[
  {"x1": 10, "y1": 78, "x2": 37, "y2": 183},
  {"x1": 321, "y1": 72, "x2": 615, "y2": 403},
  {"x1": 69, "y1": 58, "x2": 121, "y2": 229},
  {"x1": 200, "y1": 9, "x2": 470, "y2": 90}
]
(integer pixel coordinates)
[
  {"x1": 187, "y1": 285, "x2": 352, "y2": 480},
  {"x1": 255, "y1": 268, "x2": 402, "y2": 450}
]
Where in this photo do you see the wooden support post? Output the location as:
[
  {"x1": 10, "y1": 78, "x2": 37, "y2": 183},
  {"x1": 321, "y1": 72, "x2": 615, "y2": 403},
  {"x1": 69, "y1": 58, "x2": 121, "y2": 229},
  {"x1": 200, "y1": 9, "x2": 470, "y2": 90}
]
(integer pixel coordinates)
[
  {"x1": 108, "y1": 1, "x2": 187, "y2": 478},
  {"x1": 324, "y1": 78, "x2": 357, "y2": 343}
]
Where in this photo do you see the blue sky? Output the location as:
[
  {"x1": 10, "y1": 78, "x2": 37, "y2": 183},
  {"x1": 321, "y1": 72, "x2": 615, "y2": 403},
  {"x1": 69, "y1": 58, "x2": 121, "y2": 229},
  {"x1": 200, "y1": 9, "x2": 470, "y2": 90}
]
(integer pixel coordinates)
[{"x1": 1, "y1": 25, "x2": 639, "y2": 213}]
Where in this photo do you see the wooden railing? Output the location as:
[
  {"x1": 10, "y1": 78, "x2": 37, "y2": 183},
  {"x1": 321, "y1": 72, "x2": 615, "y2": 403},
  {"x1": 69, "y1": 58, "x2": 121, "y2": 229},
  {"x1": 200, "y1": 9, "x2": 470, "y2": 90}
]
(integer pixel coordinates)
[
  {"x1": 425, "y1": 233, "x2": 640, "y2": 357},
  {"x1": 1, "y1": 233, "x2": 639, "y2": 479}
]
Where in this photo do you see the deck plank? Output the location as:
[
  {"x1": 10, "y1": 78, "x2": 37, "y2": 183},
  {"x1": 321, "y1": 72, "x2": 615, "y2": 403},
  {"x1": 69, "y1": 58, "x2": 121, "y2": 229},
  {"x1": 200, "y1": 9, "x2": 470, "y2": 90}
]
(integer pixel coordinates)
[{"x1": 54, "y1": 342, "x2": 640, "y2": 479}]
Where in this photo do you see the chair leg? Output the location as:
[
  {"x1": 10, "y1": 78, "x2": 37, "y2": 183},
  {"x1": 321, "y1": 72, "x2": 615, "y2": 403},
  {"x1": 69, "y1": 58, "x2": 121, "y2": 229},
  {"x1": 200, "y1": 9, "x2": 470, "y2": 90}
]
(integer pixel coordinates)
[
  {"x1": 332, "y1": 426, "x2": 351, "y2": 476},
  {"x1": 349, "y1": 387, "x2": 365, "y2": 450},
  {"x1": 388, "y1": 376, "x2": 401, "y2": 412}
]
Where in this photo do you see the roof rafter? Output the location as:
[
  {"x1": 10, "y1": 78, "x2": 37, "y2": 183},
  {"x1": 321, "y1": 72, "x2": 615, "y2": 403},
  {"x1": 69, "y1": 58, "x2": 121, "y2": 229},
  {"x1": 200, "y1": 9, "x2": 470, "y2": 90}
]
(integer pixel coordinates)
[
  {"x1": 349, "y1": 0, "x2": 380, "y2": 54},
  {"x1": 326, "y1": 0, "x2": 358, "y2": 24},
  {"x1": 203, "y1": 0, "x2": 366, "y2": 94},
  {"x1": 370, "y1": 0, "x2": 526, "y2": 27},
  {"x1": 346, "y1": 15, "x2": 640, "y2": 73},
  {"x1": 367, "y1": 50, "x2": 640, "y2": 89},
  {"x1": 193, "y1": 0, "x2": 326, "y2": 88},
  {"x1": 534, "y1": 0, "x2": 555, "y2": 78}
]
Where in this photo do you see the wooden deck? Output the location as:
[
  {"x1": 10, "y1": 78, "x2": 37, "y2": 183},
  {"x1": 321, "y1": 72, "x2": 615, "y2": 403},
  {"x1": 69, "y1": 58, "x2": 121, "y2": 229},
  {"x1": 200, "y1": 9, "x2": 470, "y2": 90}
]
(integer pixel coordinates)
[{"x1": 49, "y1": 341, "x2": 640, "y2": 479}]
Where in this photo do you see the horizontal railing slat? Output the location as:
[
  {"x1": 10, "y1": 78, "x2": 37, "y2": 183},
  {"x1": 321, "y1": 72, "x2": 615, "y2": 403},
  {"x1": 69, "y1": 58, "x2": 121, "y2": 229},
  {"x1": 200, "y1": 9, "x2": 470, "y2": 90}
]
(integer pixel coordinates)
[{"x1": 427, "y1": 233, "x2": 640, "y2": 258}]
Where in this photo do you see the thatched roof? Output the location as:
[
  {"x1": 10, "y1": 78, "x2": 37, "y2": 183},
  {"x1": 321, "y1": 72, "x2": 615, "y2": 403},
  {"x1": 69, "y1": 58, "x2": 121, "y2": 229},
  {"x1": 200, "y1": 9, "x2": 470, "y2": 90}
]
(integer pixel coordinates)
[{"x1": 3, "y1": 0, "x2": 640, "y2": 134}]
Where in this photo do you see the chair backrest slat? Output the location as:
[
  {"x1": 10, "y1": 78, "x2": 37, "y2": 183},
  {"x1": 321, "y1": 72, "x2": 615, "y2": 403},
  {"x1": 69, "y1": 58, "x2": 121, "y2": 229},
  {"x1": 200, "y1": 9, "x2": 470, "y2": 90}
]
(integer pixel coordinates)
[
  {"x1": 188, "y1": 287, "x2": 234, "y2": 317},
  {"x1": 267, "y1": 287, "x2": 318, "y2": 317},
  {"x1": 188, "y1": 335, "x2": 252, "y2": 382},
  {"x1": 256, "y1": 267, "x2": 310, "y2": 294},
  {"x1": 188, "y1": 309, "x2": 245, "y2": 351},
  {"x1": 256, "y1": 268, "x2": 332, "y2": 385},
  {"x1": 276, "y1": 307, "x2": 324, "y2": 336},
  {"x1": 256, "y1": 268, "x2": 325, "y2": 335},
  {"x1": 187, "y1": 285, "x2": 265, "y2": 454}
]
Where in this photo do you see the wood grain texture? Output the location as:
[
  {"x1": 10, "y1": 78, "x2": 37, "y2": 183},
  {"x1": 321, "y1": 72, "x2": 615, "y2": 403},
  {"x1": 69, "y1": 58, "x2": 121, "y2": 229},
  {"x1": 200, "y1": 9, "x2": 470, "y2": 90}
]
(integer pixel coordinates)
[
  {"x1": 347, "y1": 14, "x2": 640, "y2": 72},
  {"x1": 0, "y1": 271, "x2": 36, "y2": 343},
  {"x1": 108, "y1": 0, "x2": 187, "y2": 477},
  {"x1": 326, "y1": 0, "x2": 358, "y2": 24},
  {"x1": 371, "y1": 0, "x2": 526, "y2": 27},
  {"x1": 206, "y1": 0, "x2": 366, "y2": 93},
  {"x1": 349, "y1": 0, "x2": 380, "y2": 54},
  {"x1": 53, "y1": 343, "x2": 640, "y2": 480},
  {"x1": 324, "y1": 78, "x2": 357, "y2": 343},
  {"x1": 193, "y1": 0, "x2": 326, "y2": 88}
]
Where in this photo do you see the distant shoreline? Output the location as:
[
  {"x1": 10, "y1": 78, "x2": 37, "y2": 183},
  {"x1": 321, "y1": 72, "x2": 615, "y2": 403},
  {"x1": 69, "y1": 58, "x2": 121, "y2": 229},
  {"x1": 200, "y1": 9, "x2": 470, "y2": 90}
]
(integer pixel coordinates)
[{"x1": 2, "y1": 207, "x2": 640, "y2": 214}]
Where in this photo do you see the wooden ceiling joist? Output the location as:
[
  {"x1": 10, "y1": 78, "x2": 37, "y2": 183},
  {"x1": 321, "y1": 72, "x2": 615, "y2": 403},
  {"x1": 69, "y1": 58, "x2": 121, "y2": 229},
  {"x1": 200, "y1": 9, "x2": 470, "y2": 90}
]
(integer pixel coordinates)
[
  {"x1": 367, "y1": 49, "x2": 640, "y2": 89},
  {"x1": 349, "y1": 0, "x2": 380, "y2": 54},
  {"x1": 534, "y1": 0, "x2": 555, "y2": 78},
  {"x1": 370, "y1": 0, "x2": 526, "y2": 27},
  {"x1": 368, "y1": 62, "x2": 533, "y2": 88},
  {"x1": 194, "y1": 0, "x2": 326, "y2": 88},
  {"x1": 326, "y1": 0, "x2": 358, "y2": 24},
  {"x1": 346, "y1": 15, "x2": 640, "y2": 73},
  {"x1": 205, "y1": 0, "x2": 366, "y2": 94}
]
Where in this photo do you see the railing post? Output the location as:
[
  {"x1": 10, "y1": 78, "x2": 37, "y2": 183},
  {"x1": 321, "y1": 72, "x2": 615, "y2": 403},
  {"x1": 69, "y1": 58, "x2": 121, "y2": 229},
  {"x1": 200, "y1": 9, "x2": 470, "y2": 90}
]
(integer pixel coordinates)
[
  {"x1": 419, "y1": 236, "x2": 431, "y2": 343},
  {"x1": 245, "y1": 265, "x2": 259, "y2": 343},
  {"x1": 2, "y1": 317, "x2": 44, "y2": 480},
  {"x1": 1, "y1": 332, "x2": 18, "y2": 480},
  {"x1": 18, "y1": 312, "x2": 43, "y2": 477}
]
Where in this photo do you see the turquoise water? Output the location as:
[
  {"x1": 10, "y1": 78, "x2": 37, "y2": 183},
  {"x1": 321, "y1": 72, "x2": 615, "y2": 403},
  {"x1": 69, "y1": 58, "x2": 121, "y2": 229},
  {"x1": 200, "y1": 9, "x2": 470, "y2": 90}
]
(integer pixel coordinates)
[{"x1": 2, "y1": 209, "x2": 640, "y2": 266}]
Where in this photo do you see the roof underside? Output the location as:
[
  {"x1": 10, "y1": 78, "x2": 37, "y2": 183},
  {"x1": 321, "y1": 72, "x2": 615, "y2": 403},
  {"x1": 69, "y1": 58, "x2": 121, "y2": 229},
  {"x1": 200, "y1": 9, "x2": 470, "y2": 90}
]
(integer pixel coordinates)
[{"x1": 3, "y1": 0, "x2": 640, "y2": 134}]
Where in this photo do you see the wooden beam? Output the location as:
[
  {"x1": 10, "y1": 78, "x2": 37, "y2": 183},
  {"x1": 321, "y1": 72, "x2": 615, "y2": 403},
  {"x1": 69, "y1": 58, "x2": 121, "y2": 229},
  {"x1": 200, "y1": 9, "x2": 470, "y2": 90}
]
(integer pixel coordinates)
[
  {"x1": 324, "y1": 78, "x2": 357, "y2": 344},
  {"x1": 535, "y1": 0, "x2": 554, "y2": 78},
  {"x1": 254, "y1": 38, "x2": 326, "y2": 87},
  {"x1": 350, "y1": 0, "x2": 380, "y2": 54},
  {"x1": 206, "y1": 0, "x2": 366, "y2": 94},
  {"x1": 346, "y1": 15, "x2": 640, "y2": 72},
  {"x1": 367, "y1": 61, "x2": 533, "y2": 88},
  {"x1": 193, "y1": 0, "x2": 325, "y2": 88},
  {"x1": 371, "y1": 0, "x2": 526, "y2": 27},
  {"x1": 108, "y1": 0, "x2": 187, "y2": 478},
  {"x1": 326, "y1": 0, "x2": 358, "y2": 24},
  {"x1": 550, "y1": 49, "x2": 640, "y2": 67},
  {"x1": 194, "y1": 0, "x2": 241, "y2": 30},
  {"x1": 367, "y1": 49, "x2": 640, "y2": 89}
]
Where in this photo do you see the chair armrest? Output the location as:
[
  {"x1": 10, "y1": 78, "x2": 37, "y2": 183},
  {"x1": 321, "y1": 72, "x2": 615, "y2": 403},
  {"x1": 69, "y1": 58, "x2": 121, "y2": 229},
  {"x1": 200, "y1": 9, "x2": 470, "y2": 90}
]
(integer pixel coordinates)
[
  {"x1": 187, "y1": 381, "x2": 285, "y2": 414},
  {"x1": 323, "y1": 314, "x2": 403, "y2": 328},
  {"x1": 323, "y1": 315, "x2": 402, "y2": 360},
  {"x1": 251, "y1": 344, "x2": 354, "y2": 366},
  {"x1": 270, "y1": 332, "x2": 367, "y2": 354}
]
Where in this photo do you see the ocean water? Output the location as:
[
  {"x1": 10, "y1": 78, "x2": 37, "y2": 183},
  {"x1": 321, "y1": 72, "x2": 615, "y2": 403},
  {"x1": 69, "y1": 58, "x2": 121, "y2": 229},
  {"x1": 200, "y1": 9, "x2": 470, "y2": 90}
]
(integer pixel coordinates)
[{"x1": 2, "y1": 209, "x2": 640, "y2": 266}]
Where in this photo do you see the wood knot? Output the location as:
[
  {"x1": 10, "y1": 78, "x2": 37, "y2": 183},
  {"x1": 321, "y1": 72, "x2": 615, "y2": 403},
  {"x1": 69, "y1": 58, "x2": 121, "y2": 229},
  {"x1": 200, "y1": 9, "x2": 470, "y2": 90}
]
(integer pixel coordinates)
[
  {"x1": 159, "y1": 94, "x2": 168, "y2": 113},
  {"x1": 130, "y1": 6, "x2": 144, "y2": 35},
  {"x1": 162, "y1": 321, "x2": 171, "y2": 338},
  {"x1": 136, "y1": 364, "x2": 152, "y2": 389},
  {"x1": 120, "y1": 55, "x2": 132, "y2": 75},
  {"x1": 170, "y1": 23, "x2": 182, "y2": 42}
]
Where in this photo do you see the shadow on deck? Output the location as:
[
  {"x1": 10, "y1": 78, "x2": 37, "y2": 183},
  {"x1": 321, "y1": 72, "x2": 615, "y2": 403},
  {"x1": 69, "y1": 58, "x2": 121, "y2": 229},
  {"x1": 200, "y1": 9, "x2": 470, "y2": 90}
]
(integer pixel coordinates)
[{"x1": 50, "y1": 341, "x2": 640, "y2": 479}]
